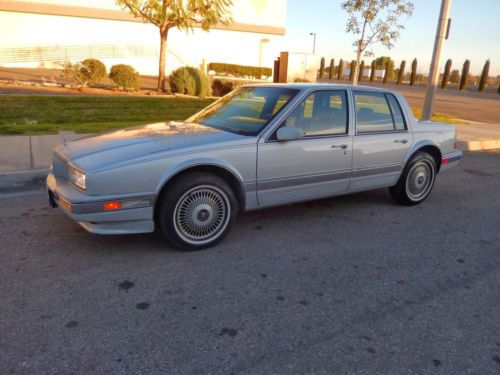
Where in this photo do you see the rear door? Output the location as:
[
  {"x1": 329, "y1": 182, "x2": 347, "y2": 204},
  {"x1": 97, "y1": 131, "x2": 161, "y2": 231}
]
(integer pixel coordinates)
[
  {"x1": 350, "y1": 91, "x2": 412, "y2": 192},
  {"x1": 257, "y1": 89, "x2": 352, "y2": 207}
]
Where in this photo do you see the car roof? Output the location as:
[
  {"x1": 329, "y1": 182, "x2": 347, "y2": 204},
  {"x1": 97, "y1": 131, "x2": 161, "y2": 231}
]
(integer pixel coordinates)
[{"x1": 244, "y1": 83, "x2": 394, "y2": 93}]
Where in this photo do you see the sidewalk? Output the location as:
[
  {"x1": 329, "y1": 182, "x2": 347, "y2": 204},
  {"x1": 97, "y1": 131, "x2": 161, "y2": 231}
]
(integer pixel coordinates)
[{"x1": 455, "y1": 123, "x2": 500, "y2": 151}]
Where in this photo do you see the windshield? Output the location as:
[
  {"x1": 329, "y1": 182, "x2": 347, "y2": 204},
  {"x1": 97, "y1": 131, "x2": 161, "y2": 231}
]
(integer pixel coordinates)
[{"x1": 187, "y1": 87, "x2": 300, "y2": 136}]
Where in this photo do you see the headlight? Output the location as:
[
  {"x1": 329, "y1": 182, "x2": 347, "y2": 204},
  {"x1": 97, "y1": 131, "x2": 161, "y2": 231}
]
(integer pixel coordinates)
[{"x1": 68, "y1": 165, "x2": 86, "y2": 190}]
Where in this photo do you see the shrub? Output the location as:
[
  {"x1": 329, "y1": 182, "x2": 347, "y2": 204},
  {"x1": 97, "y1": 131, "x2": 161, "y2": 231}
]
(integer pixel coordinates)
[
  {"x1": 329, "y1": 59, "x2": 335, "y2": 80},
  {"x1": 293, "y1": 77, "x2": 310, "y2": 83},
  {"x1": 397, "y1": 60, "x2": 406, "y2": 85},
  {"x1": 450, "y1": 69, "x2": 460, "y2": 84},
  {"x1": 478, "y1": 59, "x2": 490, "y2": 92},
  {"x1": 169, "y1": 67, "x2": 196, "y2": 96},
  {"x1": 374, "y1": 56, "x2": 394, "y2": 80},
  {"x1": 212, "y1": 79, "x2": 233, "y2": 96},
  {"x1": 61, "y1": 59, "x2": 106, "y2": 88},
  {"x1": 459, "y1": 59, "x2": 470, "y2": 91},
  {"x1": 370, "y1": 60, "x2": 376, "y2": 82},
  {"x1": 441, "y1": 59, "x2": 452, "y2": 89},
  {"x1": 349, "y1": 60, "x2": 356, "y2": 81},
  {"x1": 319, "y1": 57, "x2": 325, "y2": 79},
  {"x1": 212, "y1": 79, "x2": 227, "y2": 96},
  {"x1": 383, "y1": 60, "x2": 390, "y2": 84},
  {"x1": 337, "y1": 59, "x2": 344, "y2": 80},
  {"x1": 358, "y1": 60, "x2": 365, "y2": 82},
  {"x1": 211, "y1": 78, "x2": 248, "y2": 96},
  {"x1": 208, "y1": 63, "x2": 272, "y2": 79},
  {"x1": 81, "y1": 59, "x2": 106, "y2": 84},
  {"x1": 61, "y1": 61, "x2": 88, "y2": 88},
  {"x1": 184, "y1": 67, "x2": 211, "y2": 97},
  {"x1": 410, "y1": 58, "x2": 417, "y2": 86},
  {"x1": 109, "y1": 64, "x2": 140, "y2": 90}
]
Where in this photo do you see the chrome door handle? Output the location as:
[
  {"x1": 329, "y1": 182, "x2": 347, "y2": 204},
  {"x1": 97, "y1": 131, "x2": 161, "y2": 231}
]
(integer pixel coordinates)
[
  {"x1": 394, "y1": 139, "x2": 408, "y2": 144},
  {"x1": 331, "y1": 144, "x2": 348, "y2": 149}
]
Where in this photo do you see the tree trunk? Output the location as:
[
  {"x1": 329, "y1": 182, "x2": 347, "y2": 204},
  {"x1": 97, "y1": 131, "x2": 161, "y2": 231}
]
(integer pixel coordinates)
[
  {"x1": 352, "y1": 19, "x2": 367, "y2": 86},
  {"x1": 158, "y1": 28, "x2": 169, "y2": 92},
  {"x1": 353, "y1": 51, "x2": 361, "y2": 86}
]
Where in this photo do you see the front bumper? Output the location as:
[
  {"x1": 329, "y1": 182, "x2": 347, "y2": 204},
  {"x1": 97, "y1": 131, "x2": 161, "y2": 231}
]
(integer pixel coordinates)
[
  {"x1": 47, "y1": 172, "x2": 156, "y2": 235},
  {"x1": 441, "y1": 150, "x2": 462, "y2": 172}
]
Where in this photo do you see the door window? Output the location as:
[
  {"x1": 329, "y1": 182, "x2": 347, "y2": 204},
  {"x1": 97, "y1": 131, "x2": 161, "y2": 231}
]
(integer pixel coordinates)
[
  {"x1": 354, "y1": 92, "x2": 408, "y2": 133},
  {"x1": 284, "y1": 91, "x2": 348, "y2": 137}
]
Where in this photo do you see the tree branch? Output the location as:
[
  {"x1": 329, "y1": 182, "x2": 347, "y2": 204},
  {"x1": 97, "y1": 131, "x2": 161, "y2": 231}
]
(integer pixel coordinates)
[{"x1": 123, "y1": 3, "x2": 161, "y2": 27}]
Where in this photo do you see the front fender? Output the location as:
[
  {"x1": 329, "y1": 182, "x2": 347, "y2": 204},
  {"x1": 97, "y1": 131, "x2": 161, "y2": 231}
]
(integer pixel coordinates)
[{"x1": 155, "y1": 157, "x2": 245, "y2": 193}]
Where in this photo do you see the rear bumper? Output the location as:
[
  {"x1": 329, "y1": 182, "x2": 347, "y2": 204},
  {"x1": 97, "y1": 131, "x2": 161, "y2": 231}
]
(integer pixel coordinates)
[
  {"x1": 441, "y1": 150, "x2": 462, "y2": 172},
  {"x1": 47, "y1": 172, "x2": 156, "y2": 235}
]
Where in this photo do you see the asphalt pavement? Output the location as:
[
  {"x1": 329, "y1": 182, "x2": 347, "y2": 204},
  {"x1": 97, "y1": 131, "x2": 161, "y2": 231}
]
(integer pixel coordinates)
[{"x1": 1, "y1": 151, "x2": 499, "y2": 374}]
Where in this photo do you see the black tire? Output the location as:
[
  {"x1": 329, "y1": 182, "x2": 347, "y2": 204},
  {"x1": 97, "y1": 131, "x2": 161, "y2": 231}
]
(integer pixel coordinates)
[
  {"x1": 389, "y1": 152, "x2": 437, "y2": 206},
  {"x1": 156, "y1": 172, "x2": 238, "y2": 251}
]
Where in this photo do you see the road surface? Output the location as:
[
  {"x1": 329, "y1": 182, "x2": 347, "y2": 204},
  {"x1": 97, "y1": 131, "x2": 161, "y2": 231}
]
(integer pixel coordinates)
[{"x1": 1, "y1": 151, "x2": 499, "y2": 374}]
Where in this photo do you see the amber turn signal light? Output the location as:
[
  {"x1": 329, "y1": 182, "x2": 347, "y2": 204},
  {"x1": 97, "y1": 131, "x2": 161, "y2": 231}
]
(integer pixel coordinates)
[{"x1": 103, "y1": 201, "x2": 122, "y2": 211}]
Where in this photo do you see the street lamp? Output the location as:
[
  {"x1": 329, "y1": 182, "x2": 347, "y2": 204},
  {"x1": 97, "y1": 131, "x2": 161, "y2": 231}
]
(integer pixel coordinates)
[{"x1": 309, "y1": 32, "x2": 316, "y2": 55}]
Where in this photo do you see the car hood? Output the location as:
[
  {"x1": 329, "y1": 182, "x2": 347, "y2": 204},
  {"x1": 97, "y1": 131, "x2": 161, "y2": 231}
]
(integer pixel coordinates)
[{"x1": 54, "y1": 121, "x2": 251, "y2": 171}]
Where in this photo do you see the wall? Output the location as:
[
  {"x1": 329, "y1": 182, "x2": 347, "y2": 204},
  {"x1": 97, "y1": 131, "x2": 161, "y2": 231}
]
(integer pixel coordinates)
[{"x1": 0, "y1": 0, "x2": 287, "y2": 75}]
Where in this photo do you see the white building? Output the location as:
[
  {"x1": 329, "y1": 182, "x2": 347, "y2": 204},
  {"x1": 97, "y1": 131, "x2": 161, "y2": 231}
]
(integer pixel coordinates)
[{"x1": 0, "y1": 0, "x2": 287, "y2": 75}]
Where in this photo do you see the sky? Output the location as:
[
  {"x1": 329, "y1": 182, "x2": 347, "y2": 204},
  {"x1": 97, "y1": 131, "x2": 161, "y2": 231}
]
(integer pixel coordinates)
[{"x1": 284, "y1": 0, "x2": 500, "y2": 76}]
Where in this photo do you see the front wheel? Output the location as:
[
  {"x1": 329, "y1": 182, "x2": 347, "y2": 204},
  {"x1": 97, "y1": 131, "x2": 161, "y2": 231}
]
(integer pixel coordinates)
[
  {"x1": 157, "y1": 172, "x2": 238, "y2": 251},
  {"x1": 389, "y1": 152, "x2": 436, "y2": 206}
]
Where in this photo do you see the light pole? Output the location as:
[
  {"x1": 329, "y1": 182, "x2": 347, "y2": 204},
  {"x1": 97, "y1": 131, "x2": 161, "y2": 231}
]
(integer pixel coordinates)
[
  {"x1": 422, "y1": 0, "x2": 452, "y2": 121},
  {"x1": 309, "y1": 32, "x2": 316, "y2": 55}
]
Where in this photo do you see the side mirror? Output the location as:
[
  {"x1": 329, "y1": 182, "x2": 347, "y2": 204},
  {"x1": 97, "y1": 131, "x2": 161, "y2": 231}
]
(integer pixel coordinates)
[{"x1": 276, "y1": 126, "x2": 304, "y2": 141}]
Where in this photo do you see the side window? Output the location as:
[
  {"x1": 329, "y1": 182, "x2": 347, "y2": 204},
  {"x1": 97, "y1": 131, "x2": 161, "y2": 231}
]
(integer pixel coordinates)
[
  {"x1": 387, "y1": 94, "x2": 407, "y2": 131},
  {"x1": 284, "y1": 91, "x2": 348, "y2": 136},
  {"x1": 355, "y1": 92, "x2": 394, "y2": 133}
]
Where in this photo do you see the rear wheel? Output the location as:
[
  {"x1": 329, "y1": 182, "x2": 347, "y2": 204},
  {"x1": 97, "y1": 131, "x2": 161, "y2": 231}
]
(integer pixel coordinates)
[
  {"x1": 389, "y1": 152, "x2": 436, "y2": 206},
  {"x1": 157, "y1": 172, "x2": 238, "y2": 251}
]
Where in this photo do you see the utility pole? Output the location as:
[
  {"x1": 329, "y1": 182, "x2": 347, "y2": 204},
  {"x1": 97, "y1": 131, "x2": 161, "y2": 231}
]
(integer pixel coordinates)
[
  {"x1": 422, "y1": 0, "x2": 452, "y2": 121},
  {"x1": 309, "y1": 32, "x2": 316, "y2": 55}
]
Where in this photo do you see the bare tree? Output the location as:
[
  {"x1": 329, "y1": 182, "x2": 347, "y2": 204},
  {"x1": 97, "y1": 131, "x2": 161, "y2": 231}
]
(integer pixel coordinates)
[
  {"x1": 116, "y1": 0, "x2": 233, "y2": 92},
  {"x1": 342, "y1": 0, "x2": 414, "y2": 86}
]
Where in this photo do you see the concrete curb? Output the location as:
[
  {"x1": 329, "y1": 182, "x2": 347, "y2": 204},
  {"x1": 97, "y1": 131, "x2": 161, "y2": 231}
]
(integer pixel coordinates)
[
  {"x1": 0, "y1": 132, "x2": 92, "y2": 172},
  {"x1": 0, "y1": 168, "x2": 49, "y2": 193},
  {"x1": 457, "y1": 139, "x2": 500, "y2": 151}
]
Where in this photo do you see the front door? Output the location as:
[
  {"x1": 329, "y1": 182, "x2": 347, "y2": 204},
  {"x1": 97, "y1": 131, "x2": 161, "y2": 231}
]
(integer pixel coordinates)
[
  {"x1": 350, "y1": 90, "x2": 412, "y2": 192},
  {"x1": 257, "y1": 90, "x2": 352, "y2": 207}
]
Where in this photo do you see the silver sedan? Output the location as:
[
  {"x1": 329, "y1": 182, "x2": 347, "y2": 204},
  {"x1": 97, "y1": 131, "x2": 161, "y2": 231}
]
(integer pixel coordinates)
[{"x1": 47, "y1": 84, "x2": 462, "y2": 250}]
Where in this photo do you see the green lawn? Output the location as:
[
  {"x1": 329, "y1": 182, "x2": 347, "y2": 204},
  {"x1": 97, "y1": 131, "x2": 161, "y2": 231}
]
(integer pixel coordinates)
[
  {"x1": 411, "y1": 108, "x2": 469, "y2": 124},
  {"x1": 0, "y1": 95, "x2": 467, "y2": 136},
  {"x1": 0, "y1": 96, "x2": 215, "y2": 135}
]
